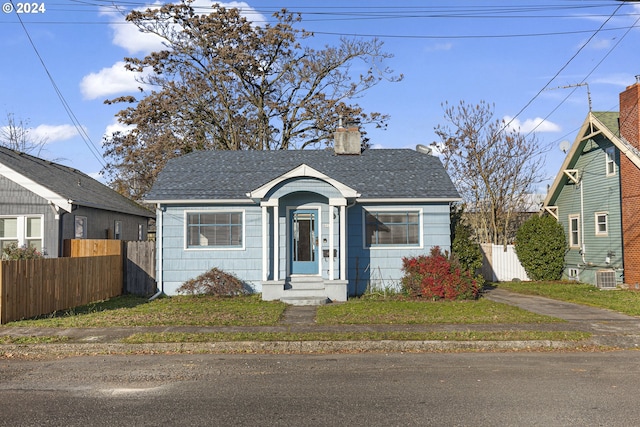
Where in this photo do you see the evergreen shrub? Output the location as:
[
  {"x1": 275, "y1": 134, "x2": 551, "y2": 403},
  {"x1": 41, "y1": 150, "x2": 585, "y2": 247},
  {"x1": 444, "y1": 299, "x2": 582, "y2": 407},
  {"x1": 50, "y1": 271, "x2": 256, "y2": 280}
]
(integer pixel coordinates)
[{"x1": 515, "y1": 214, "x2": 567, "y2": 281}]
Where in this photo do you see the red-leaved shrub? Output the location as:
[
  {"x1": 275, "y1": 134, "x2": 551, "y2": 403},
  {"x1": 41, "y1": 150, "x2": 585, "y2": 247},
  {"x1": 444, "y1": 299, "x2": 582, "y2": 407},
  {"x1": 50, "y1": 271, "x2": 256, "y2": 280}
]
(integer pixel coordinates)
[{"x1": 401, "y1": 246, "x2": 481, "y2": 300}]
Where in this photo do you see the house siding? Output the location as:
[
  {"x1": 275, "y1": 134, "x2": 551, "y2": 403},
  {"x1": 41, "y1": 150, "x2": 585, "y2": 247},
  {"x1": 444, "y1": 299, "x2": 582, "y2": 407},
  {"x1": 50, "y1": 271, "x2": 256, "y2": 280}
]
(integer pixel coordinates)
[
  {"x1": 554, "y1": 136, "x2": 623, "y2": 285},
  {"x1": 62, "y1": 206, "x2": 149, "y2": 242},
  {"x1": 0, "y1": 175, "x2": 60, "y2": 256},
  {"x1": 160, "y1": 204, "x2": 264, "y2": 295},
  {"x1": 347, "y1": 203, "x2": 452, "y2": 295}
]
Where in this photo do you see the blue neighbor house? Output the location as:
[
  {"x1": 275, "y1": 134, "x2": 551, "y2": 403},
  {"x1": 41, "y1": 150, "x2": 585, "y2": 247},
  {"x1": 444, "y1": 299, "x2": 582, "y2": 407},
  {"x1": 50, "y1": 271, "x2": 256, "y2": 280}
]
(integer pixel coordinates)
[{"x1": 146, "y1": 125, "x2": 460, "y2": 303}]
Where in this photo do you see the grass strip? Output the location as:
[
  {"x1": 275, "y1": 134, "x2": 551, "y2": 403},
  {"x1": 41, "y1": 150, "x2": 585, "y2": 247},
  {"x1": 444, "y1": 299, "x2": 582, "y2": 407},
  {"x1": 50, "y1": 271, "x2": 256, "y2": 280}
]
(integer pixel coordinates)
[
  {"x1": 121, "y1": 330, "x2": 590, "y2": 344},
  {"x1": 0, "y1": 336, "x2": 69, "y2": 345}
]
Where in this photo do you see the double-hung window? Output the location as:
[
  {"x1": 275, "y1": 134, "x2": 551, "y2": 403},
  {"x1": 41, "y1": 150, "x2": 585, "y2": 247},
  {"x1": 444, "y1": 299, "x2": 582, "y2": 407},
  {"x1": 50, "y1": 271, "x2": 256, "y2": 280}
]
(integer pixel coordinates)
[
  {"x1": 187, "y1": 211, "x2": 243, "y2": 248},
  {"x1": 595, "y1": 212, "x2": 608, "y2": 236},
  {"x1": 0, "y1": 216, "x2": 43, "y2": 250},
  {"x1": 605, "y1": 146, "x2": 616, "y2": 176},
  {"x1": 569, "y1": 214, "x2": 580, "y2": 248},
  {"x1": 365, "y1": 210, "x2": 420, "y2": 247},
  {"x1": 0, "y1": 218, "x2": 18, "y2": 249}
]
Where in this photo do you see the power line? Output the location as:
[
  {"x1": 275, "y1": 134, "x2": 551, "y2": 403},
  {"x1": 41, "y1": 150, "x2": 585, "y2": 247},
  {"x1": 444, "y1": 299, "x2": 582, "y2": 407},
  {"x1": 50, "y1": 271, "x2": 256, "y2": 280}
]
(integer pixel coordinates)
[
  {"x1": 9, "y1": 0, "x2": 106, "y2": 168},
  {"x1": 498, "y1": 1, "x2": 627, "y2": 136}
]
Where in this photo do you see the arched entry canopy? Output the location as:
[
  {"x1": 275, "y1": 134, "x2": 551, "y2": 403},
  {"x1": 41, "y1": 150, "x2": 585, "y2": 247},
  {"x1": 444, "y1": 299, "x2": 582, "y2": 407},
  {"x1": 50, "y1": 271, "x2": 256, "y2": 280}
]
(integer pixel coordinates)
[
  {"x1": 247, "y1": 164, "x2": 358, "y2": 302},
  {"x1": 246, "y1": 163, "x2": 360, "y2": 202}
]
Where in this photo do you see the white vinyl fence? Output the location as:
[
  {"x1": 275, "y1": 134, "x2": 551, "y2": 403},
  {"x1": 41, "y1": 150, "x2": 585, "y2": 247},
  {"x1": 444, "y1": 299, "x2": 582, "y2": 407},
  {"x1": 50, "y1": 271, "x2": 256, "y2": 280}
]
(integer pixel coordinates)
[{"x1": 480, "y1": 244, "x2": 530, "y2": 282}]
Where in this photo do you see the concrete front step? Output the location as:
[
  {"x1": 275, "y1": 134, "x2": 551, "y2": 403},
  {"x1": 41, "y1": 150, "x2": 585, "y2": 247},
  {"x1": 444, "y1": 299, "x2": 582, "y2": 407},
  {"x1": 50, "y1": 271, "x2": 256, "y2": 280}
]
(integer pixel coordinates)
[
  {"x1": 286, "y1": 277, "x2": 325, "y2": 291},
  {"x1": 280, "y1": 296, "x2": 330, "y2": 306}
]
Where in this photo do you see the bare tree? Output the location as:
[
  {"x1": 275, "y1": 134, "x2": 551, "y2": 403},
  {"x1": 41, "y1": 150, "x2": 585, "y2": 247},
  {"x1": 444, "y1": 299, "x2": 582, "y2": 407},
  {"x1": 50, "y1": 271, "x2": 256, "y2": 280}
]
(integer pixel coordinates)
[
  {"x1": 0, "y1": 113, "x2": 48, "y2": 155},
  {"x1": 433, "y1": 100, "x2": 545, "y2": 246},
  {"x1": 103, "y1": 2, "x2": 401, "y2": 201}
]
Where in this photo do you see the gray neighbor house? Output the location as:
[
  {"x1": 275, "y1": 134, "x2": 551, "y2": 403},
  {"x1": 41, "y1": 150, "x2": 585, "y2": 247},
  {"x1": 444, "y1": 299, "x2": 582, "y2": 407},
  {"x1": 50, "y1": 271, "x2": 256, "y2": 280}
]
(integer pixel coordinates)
[
  {"x1": 0, "y1": 146, "x2": 154, "y2": 257},
  {"x1": 146, "y1": 126, "x2": 460, "y2": 303}
]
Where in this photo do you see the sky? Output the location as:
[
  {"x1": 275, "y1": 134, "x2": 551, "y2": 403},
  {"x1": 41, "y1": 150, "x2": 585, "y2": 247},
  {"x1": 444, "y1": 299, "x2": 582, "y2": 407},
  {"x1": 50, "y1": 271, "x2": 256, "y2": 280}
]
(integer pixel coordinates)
[{"x1": 1, "y1": 0, "x2": 640, "y2": 194}]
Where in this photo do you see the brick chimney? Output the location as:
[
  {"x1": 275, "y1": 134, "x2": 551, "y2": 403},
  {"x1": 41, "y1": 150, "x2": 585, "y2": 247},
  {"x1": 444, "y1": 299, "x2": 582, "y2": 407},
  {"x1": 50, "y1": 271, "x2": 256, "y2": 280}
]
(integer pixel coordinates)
[
  {"x1": 619, "y1": 76, "x2": 640, "y2": 286},
  {"x1": 334, "y1": 117, "x2": 361, "y2": 155}
]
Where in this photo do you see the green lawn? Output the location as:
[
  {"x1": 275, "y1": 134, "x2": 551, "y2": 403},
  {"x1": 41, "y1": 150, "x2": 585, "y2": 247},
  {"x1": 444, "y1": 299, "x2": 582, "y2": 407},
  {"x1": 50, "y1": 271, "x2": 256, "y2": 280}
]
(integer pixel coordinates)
[
  {"x1": 3, "y1": 295, "x2": 287, "y2": 327},
  {"x1": 3, "y1": 292, "x2": 561, "y2": 328},
  {"x1": 496, "y1": 281, "x2": 640, "y2": 317}
]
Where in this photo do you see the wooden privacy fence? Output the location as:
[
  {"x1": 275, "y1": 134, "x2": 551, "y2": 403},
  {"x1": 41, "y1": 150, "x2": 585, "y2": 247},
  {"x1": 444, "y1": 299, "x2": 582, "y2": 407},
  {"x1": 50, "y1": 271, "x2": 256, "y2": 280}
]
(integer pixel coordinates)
[
  {"x1": 124, "y1": 241, "x2": 156, "y2": 296},
  {"x1": 0, "y1": 255, "x2": 122, "y2": 324},
  {"x1": 63, "y1": 239, "x2": 124, "y2": 257},
  {"x1": 64, "y1": 239, "x2": 156, "y2": 296}
]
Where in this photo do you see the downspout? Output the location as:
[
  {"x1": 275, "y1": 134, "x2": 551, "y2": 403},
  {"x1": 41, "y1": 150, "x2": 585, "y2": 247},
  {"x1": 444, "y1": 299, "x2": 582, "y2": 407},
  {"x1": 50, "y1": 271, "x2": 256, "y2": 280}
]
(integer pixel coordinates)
[
  {"x1": 579, "y1": 178, "x2": 587, "y2": 265},
  {"x1": 149, "y1": 203, "x2": 164, "y2": 301}
]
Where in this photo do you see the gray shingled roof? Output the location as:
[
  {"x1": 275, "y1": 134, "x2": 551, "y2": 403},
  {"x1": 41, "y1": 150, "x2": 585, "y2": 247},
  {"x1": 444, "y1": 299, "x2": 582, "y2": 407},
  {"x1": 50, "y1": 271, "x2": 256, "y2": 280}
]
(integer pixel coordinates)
[
  {"x1": 146, "y1": 149, "x2": 460, "y2": 201},
  {"x1": 0, "y1": 146, "x2": 154, "y2": 218}
]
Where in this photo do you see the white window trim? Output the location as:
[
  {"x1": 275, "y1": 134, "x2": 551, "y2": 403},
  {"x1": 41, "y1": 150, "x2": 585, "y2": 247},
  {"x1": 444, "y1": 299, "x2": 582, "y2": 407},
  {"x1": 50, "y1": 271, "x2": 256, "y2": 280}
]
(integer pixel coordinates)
[
  {"x1": 183, "y1": 209, "x2": 246, "y2": 251},
  {"x1": 569, "y1": 214, "x2": 580, "y2": 248},
  {"x1": 0, "y1": 215, "x2": 43, "y2": 248},
  {"x1": 595, "y1": 212, "x2": 608, "y2": 236},
  {"x1": 362, "y1": 207, "x2": 424, "y2": 250},
  {"x1": 605, "y1": 146, "x2": 616, "y2": 176},
  {"x1": 74, "y1": 215, "x2": 87, "y2": 239},
  {"x1": 568, "y1": 268, "x2": 579, "y2": 281}
]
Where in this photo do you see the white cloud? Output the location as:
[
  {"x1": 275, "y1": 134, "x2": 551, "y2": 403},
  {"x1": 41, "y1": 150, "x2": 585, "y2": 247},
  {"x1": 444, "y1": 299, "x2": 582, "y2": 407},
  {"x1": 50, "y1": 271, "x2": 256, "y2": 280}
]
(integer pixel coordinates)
[
  {"x1": 103, "y1": 1, "x2": 266, "y2": 55},
  {"x1": 588, "y1": 38, "x2": 613, "y2": 50},
  {"x1": 592, "y1": 73, "x2": 637, "y2": 87},
  {"x1": 503, "y1": 116, "x2": 561, "y2": 133},
  {"x1": 425, "y1": 42, "x2": 453, "y2": 52},
  {"x1": 80, "y1": 61, "x2": 151, "y2": 100},
  {"x1": 83, "y1": 2, "x2": 267, "y2": 101},
  {"x1": 29, "y1": 124, "x2": 80, "y2": 143},
  {"x1": 87, "y1": 171, "x2": 105, "y2": 182},
  {"x1": 103, "y1": 119, "x2": 134, "y2": 139}
]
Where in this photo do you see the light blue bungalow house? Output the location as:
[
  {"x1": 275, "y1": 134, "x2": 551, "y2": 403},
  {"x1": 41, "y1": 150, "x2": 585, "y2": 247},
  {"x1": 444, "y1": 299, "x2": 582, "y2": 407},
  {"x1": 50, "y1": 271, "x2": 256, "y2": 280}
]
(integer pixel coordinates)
[{"x1": 145, "y1": 126, "x2": 460, "y2": 303}]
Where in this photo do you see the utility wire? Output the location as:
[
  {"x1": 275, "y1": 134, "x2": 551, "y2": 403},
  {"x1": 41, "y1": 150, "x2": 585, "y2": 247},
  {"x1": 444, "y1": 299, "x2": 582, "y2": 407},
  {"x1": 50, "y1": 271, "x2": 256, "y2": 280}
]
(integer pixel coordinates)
[
  {"x1": 8, "y1": 0, "x2": 106, "y2": 168},
  {"x1": 524, "y1": 10, "x2": 640, "y2": 139},
  {"x1": 498, "y1": 1, "x2": 626, "y2": 136}
]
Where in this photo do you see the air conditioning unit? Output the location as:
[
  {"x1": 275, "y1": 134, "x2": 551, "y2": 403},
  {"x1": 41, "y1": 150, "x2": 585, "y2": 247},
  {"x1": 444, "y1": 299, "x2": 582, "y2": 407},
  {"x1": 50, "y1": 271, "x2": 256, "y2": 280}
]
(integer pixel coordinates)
[{"x1": 595, "y1": 270, "x2": 616, "y2": 289}]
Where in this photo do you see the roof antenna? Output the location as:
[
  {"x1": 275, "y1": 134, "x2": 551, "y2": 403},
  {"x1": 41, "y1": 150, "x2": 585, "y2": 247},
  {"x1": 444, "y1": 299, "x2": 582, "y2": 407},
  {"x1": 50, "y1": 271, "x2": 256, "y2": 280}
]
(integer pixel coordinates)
[{"x1": 547, "y1": 82, "x2": 592, "y2": 112}]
